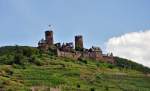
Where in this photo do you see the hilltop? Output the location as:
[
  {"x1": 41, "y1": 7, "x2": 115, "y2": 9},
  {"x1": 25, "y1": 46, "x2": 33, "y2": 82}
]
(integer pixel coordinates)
[
  {"x1": 38, "y1": 30, "x2": 115, "y2": 64},
  {"x1": 0, "y1": 46, "x2": 150, "y2": 91}
]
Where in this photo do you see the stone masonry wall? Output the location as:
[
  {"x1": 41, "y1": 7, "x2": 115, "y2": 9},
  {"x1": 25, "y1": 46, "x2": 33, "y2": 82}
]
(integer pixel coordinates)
[{"x1": 57, "y1": 49, "x2": 115, "y2": 63}]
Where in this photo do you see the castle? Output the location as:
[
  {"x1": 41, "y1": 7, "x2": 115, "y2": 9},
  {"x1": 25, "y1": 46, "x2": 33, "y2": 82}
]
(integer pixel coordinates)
[{"x1": 38, "y1": 29, "x2": 115, "y2": 64}]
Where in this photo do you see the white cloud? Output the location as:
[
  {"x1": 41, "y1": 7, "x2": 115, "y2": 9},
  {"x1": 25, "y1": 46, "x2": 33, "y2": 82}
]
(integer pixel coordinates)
[{"x1": 106, "y1": 30, "x2": 150, "y2": 67}]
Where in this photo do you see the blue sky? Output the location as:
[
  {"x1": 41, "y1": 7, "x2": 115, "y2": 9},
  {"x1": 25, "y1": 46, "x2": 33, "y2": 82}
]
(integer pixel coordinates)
[{"x1": 0, "y1": 0, "x2": 150, "y2": 49}]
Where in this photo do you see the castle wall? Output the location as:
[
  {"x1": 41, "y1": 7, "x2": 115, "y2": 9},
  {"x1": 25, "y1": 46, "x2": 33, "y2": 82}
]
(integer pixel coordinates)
[
  {"x1": 57, "y1": 49, "x2": 81, "y2": 60},
  {"x1": 39, "y1": 31, "x2": 115, "y2": 64},
  {"x1": 82, "y1": 51, "x2": 103, "y2": 60},
  {"x1": 57, "y1": 49, "x2": 104, "y2": 61},
  {"x1": 38, "y1": 43, "x2": 49, "y2": 52},
  {"x1": 103, "y1": 56, "x2": 115, "y2": 64}
]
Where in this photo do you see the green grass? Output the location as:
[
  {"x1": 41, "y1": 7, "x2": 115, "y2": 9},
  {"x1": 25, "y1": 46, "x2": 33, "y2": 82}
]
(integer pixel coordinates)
[
  {"x1": 0, "y1": 56, "x2": 150, "y2": 91},
  {"x1": 0, "y1": 46, "x2": 150, "y2": 91}
]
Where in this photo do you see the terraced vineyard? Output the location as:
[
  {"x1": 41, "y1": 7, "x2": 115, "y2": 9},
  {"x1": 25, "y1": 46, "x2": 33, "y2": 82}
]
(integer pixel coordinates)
[
  {"x1": 0, "y1": 46, "x2": 150, "y2": 91},
  {"x1": 0, "y1": 57, "x2": 150, "y2": 91}
]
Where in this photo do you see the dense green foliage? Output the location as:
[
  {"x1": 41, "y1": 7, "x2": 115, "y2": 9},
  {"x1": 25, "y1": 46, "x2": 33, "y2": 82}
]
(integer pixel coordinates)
[
  {"x1": 115, "y1": 57, "x2": 150, "y2": 73},
  {"x1": 0, "y1": 46, "x2": 150, "y2": 91},
  {"x1": 0, "y1": 46, "x2": 40, "y2": 65}
]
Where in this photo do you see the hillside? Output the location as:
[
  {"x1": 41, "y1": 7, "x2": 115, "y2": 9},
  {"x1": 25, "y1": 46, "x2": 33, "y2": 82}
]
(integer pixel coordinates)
[{"x1": 0, "y1": 46, "x2": 150, "y2": 91}]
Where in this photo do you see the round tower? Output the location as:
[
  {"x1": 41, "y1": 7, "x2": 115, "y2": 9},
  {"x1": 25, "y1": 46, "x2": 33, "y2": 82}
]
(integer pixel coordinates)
[
  {"x1": 75, "y1": 35, "x2": 83, "y2": 51},
  {"x1": 45, "y1": 31, "x2": 54, "y2": 46}
]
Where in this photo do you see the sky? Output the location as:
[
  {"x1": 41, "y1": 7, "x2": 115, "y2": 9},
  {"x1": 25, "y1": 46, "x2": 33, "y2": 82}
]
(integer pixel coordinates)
[{"x1": 0, "y1": 0, "x2": 150, "y2": 67}]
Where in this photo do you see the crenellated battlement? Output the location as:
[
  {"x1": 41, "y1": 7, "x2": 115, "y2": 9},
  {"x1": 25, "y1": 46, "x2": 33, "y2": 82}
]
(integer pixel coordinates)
[{"x1": 38, "y1": 29, "x2": 115, "y2": 64}]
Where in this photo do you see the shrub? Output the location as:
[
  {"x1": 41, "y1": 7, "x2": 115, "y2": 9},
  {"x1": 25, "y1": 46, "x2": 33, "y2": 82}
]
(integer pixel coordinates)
[
  {"x1": 15, "y1": 46, "x2": 39, "y2": 57},
  {"x1": 34, "y1": 59, "x2": 44, "y2": 66},
  {"x1": 77, "y1": 84, "x2": 80, "y2": 88},
  {"x1": 12, "y1": 64, "x2": 25, "y2": 69},
  {"x1": 0, "y1": 55, "x2": 14, "y2": 65},
  {"x1": 115, "y1": 57, "x2": 150, "y2": 73},
  {"x1": 13, "y1": 54, "x2": 27, "y2": 65},
  {"x1": 108, "y1": 64, "x2": 114, "y2": 69},
  {"x1": 78, "y1": 58, "x2": 87, "y2": 64},
  {"x1": 105, "y1": 86, "x2": 109, "y2": 91},
  {"x1": 96, "y1": 73, "x2": 102, "y2": 80},
  {"x1": 48, "y1": 47, "x2": 57, "y2": 56},
  {"x1": 29, "y1": 56, "x2": 44, "y2": 66},
  {"x1": 90, "y1": 87, "x2": 95, "y2": 91},
  {"x1": 96, "y1": 62, "x2": 100, "y2": 67}
]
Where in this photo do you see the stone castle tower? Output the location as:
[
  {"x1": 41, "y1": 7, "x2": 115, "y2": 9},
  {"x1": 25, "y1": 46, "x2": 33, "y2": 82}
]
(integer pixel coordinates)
[
  {"x1": 75, "y1": 35, "x2": 83, "y2": 51},
  {"x1": 45, "y1": 31, "x2": 54, "y2": 46},
  {"x1": 38, "y1": 30, "x2": 115, "y2": 64}
]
